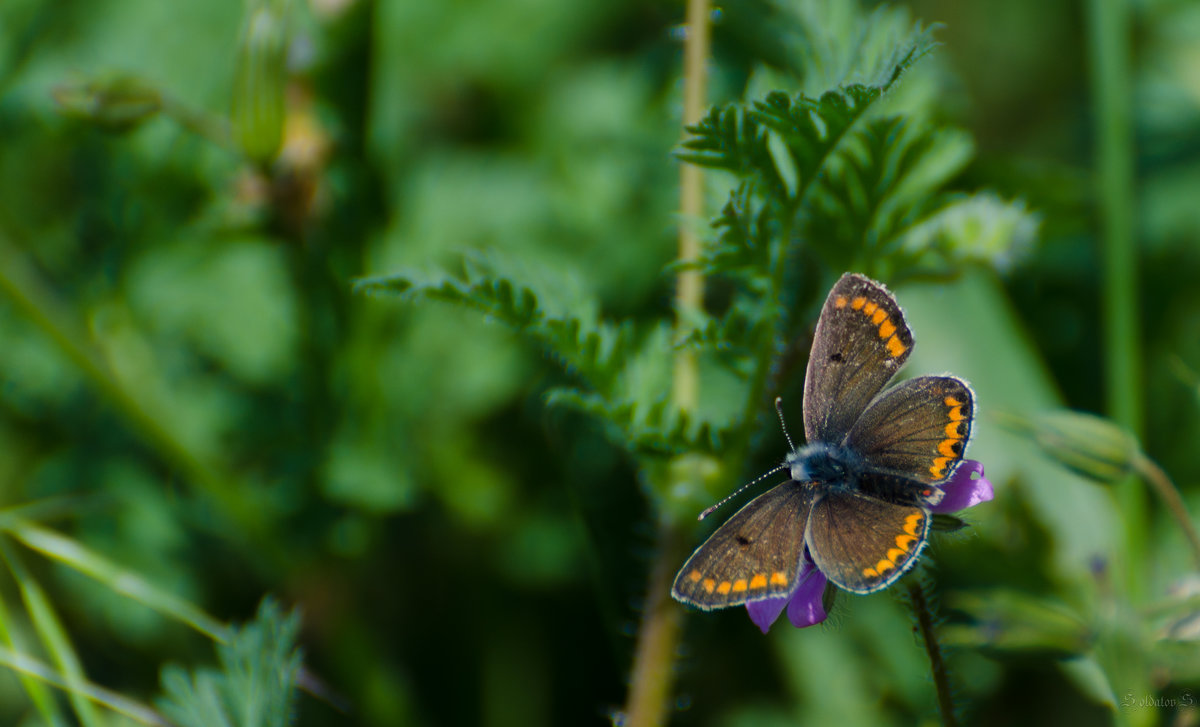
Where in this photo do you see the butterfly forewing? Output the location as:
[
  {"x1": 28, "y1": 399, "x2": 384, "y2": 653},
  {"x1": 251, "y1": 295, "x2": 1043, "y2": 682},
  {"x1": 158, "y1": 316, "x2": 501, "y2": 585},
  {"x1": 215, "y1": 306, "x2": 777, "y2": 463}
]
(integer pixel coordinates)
[
  {"x1": 843, "y1": 375, "x2": 975, "y2": 484},
  {"x1": 803, "y1": 274, "x2": 914, "y2": 445},
  {"x1": 805, "y1": 492, "x2": 930, "y2": 594},
  {"x1": 671, "y1": 482, "x2": 814, "y2": 610}
]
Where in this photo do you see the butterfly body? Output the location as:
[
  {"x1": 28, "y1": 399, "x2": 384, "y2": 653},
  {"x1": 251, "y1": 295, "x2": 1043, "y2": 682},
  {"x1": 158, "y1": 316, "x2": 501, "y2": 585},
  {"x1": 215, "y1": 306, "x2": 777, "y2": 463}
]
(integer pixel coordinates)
[
  {"x1": 788, "y1": 442, "x2": 945, "y2": 507},
  {"x1": 787, "y1": 442, "x2": 858, "y2": 484},
  {"x1": 672, "y1": 273, "x2": 975, "y2": 609}
]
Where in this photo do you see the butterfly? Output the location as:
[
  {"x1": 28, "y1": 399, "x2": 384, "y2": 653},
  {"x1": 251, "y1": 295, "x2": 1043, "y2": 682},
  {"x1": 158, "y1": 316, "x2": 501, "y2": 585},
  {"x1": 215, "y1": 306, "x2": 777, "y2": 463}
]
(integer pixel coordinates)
[{"x1": 672, "y1": 273, "x2": 974, "y2": 608}]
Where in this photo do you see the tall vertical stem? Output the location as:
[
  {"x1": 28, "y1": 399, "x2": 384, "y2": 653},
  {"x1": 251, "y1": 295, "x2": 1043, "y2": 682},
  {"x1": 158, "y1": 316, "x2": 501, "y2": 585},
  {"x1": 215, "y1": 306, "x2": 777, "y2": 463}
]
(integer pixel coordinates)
[
  {"x1": 1087, "y1": 0, "x2": 1146, "y2": 593},
  {"x1": 623, "y1": 2, "x2": 710, "y2": 726},
  {"x1": 1087, "y1": 5, "x2": 1152, "y2": 721},
  {"x1": 672, "y1": 0, "x2": 709, "y2": 411}
]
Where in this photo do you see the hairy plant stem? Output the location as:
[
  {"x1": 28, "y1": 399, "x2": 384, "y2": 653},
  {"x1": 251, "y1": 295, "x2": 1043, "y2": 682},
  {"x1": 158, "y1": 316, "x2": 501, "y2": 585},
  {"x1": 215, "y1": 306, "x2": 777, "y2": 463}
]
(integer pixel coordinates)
[
  {"x1": 623, "y1": 1, "x2": 710, "y2": 725},
  {"x1": 906, "y1": 579, "x2": 957, "y2": 727}
]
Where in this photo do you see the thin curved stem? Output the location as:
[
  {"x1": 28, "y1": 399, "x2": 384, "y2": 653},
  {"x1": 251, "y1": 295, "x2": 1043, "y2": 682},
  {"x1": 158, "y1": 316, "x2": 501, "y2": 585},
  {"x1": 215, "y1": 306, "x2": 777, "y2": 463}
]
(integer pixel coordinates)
[{"x1": 1135, "y1": 454, "x2": 1200, "y2": 570}]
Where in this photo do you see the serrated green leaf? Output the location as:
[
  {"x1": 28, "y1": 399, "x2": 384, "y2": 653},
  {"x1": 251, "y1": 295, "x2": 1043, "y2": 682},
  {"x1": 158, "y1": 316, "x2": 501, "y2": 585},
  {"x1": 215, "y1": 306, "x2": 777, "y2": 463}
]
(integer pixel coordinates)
[
  {"x1": 763, "y1": 0, "x2": 939, "y2": 96},
  {"x1": 545, "y1": 386, "x2": 723, "y2": 458},
  {"x1": 804, "y1": 116, "x2": 979, "y2": 276},
  {"x1": 155, "y1": 598, "x2": 302, "y2": 727},
  {"x1": 356, "y1": 252, "x2": 634, "y2": 392}
]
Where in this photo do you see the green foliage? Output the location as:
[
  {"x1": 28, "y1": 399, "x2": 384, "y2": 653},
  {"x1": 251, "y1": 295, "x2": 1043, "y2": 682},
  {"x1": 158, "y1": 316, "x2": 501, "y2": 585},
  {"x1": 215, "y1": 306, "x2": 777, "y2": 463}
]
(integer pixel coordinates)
[
  {"x1": 156, "y1": 599, "x2": 302, "y2": 727},
  {"x1": 4, "y1": 0, "x2": 1200, "y2": 724},
  {"x1": 683, "y1": 39, "x2": 1029, "y2": 285},
  {"x1": 351, "y1": 4, "x2": 1040, "y2": 533},
  {"x1": 357, "y1": 254, "x2": 634, "y2": 394},
  {"x1": 356, "y1": 256, "x2": 720, "y2": 460}
]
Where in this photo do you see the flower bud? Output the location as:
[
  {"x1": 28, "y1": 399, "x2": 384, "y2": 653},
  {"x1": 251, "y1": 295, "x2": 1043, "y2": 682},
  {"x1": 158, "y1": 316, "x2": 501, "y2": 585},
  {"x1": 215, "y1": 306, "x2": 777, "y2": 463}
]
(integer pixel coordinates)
[
  {"x1": 232, "y1": 0, "x2": 289, "y2": 164},
  {"x1": 53, "y1": 74, "x2": 162, "y2": 132},
  {"x1": 1012, "y1": 410, "x2": 1139, "y2": 485}
]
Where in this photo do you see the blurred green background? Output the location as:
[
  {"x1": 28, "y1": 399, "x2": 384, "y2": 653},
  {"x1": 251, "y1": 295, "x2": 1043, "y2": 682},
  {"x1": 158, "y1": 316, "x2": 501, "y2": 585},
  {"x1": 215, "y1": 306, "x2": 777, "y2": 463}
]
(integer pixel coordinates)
[{"x1": 1, "y1": 0, "x2": 1200, "y2": 725}]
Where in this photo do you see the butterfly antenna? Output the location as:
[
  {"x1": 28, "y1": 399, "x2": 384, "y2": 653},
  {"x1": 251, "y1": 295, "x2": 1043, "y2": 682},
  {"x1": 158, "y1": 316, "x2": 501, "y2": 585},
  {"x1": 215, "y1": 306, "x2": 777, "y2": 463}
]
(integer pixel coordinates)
[
  {"x1": 775, "y1": 396, "x2": 797, "y2": 451},
  {"x1": 697, "y1": 464, "x2": 787, "y2": 521}
]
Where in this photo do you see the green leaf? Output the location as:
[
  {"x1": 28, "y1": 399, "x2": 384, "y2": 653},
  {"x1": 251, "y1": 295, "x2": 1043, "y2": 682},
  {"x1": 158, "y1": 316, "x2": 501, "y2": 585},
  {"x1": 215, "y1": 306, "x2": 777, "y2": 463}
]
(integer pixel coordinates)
[
  {"x1": 900, "y1": 192, "x2": 1040, "y2": 272},
  {"x1": 942, "y1": 589, "x2": 1092, "y2": 659},
  {"x1": 0, "y1": 644, "x2": 169, "y2": 726},
  {"x1": 545, "y1": 387, "x2": 721, "y2": 458},
  {"x1": 678, "y1": 26, "x2": 933, "y2": 203},
  {"x1": 355, "y1": 252, "x2": 634, "y2": 392},
  {"x1": 544, "y1": 324, "x2": 724, "y2": 456},
  {"x1": 1, "y1": 540, "x2": 105, "y2": 727},
  {"x1": 763, "y1": 0, "x2": 940, "y2": 95},
  {"x1": 155, "y1": 598, "x2": 302, "y2": 727}
]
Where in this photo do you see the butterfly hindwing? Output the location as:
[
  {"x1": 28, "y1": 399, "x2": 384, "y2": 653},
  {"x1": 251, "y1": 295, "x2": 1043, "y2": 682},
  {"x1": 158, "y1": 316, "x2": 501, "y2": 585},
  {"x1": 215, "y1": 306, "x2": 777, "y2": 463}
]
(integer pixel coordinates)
[
  {"x1": 805, "y1": 491, "x2": 930, "y2": 594},
  {"x1": 803, "y1": 274, "x2": 914, "y2": 445},
  {"x1": 843, "y1": 375, "x2": 974, "y2": 484},
  {"x1": 671, "y1": 482, "x2": 814, "y2": 610}
]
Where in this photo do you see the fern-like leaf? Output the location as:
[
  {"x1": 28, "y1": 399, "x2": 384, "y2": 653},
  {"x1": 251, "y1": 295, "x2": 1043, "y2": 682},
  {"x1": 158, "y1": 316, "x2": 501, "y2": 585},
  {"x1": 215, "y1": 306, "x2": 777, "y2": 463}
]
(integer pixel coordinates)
[
  {"x1": 546, "y1": 388, "x2": 722, "y2": 457},
  {"x1": 678, "y1": 34, "x2": 931, "y2": 209},
  {"x1": 155, "y1": 598, "x2": 302, "y2": 727},
  {"x1": 355, "y1": 254, "x2": 634, "y2": 392},
  {"x1": 806, "y1": 116, "x2": 974, "y2": 274}
]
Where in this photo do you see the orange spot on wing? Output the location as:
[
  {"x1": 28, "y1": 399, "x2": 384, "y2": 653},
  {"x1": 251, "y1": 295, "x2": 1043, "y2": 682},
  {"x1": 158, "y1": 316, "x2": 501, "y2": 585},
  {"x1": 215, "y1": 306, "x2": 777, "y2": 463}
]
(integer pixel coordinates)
[
  {"x1": 938, "y1": 439, "x2": 959, "y2": 458},
  {"x1": 886, "y1": 547, "x2": 907, "y2": 562},
  {"x1": 770, "y1": 571, "x2": 788, "y2": 586},
  {"x1": 688, "y1": 570, "x2": 702, "y2": 583},
  {"x1": 835, "y1": 295, "x2": 848, "y2": 308},
  {"x1": 948, "y1": 406, "x2": 965, "y2": 421},
  {"x1": 732, "y1": 579, "x2": 748, "y2": 593},
  {"x1": 875, "y1": 559, "x2": 895, "y2": 574},
  {"x1": 851, "y1": 296, "x2": 867, "y2": 310},
  {"x1": 886, "y1": 336, "x2": 907, "y2": 358},
  {"x1": 871, "y1": 309, "x2": 888, "y2": 325},
  {"x1": 717, "y1": 581, "x2": 733, "y2": 595},
  {"x1": 904, "y1": 512, "x2": 924, "y2": 536},
  {"x1": 863, "y1": 567, "x2": 879, "y2": 577},
  {"x1": 944, "y1": 396, "x2": 962, "y2": 407},
  {"x1": 750, "y1": 574, "x2": 768, "y2": 589},
  {"x1": 945, "y1": 422, "x2": 961, "y2": 438},
  {"x1": 862, "y1": 301, "x2": 878, "y2": 315},
  {"x1": 702, "y1": 579, "x2": 716, "y2": 593},
  {"x1": 878, "y1": 320, "x2": 896, "y2": 339},
  {"x1": 895, "y1": 534, "x2": 917, "y2": 551}
]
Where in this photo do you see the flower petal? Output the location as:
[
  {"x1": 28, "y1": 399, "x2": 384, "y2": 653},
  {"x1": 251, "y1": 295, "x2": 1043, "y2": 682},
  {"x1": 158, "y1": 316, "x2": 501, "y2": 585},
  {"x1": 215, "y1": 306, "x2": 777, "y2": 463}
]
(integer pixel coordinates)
[
  {"x1": 931, "y1": 460, "x2": 993, "y2": 513},
  {"x1": 746, "y1": 595, "x2": 790, "y2": 634},
  {"x1": 786, "y1": 567, "x2": 829, "y2": 628}
]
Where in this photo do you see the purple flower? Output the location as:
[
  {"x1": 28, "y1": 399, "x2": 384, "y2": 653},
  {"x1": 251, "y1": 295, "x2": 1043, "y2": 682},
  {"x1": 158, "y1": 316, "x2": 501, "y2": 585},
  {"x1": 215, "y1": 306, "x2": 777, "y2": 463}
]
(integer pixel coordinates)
[
  {"x1": 929, "y1": 460, "x2": 993, "y2": 514},
  {"x1": 746, "y1": 460, "x2": 993, "y2": 633},
  {"x1": 746, "y1": 558, "x2": 828, "y2": 633}
]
